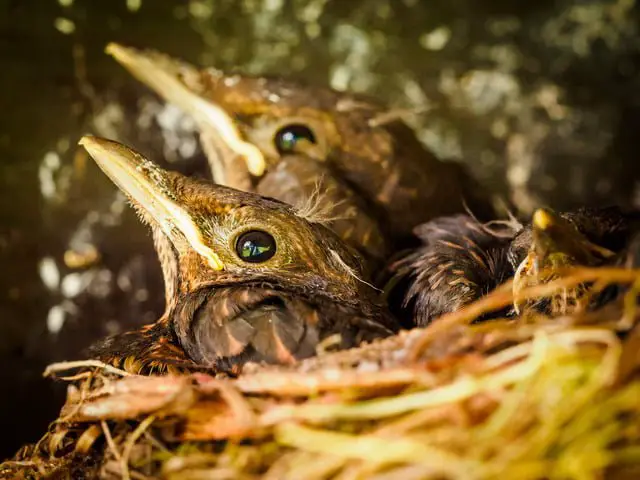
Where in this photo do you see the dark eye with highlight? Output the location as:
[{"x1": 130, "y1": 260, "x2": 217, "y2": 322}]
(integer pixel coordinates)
[
  {"x1": 235, "y1": 230, "x2": 277, "y2": 263},
  {"x1": 274, "y1": 124, "x2": 316, "y2": 155}
]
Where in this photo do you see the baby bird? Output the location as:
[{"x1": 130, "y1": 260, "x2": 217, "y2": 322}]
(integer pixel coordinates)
[{"x1": 80, "y1": 136, "x2": 398, "y2": 373}]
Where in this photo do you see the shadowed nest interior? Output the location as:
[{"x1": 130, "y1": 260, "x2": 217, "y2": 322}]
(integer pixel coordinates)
[{"x1": 3, "y1": 267, "x2": 640, "y2": 480}]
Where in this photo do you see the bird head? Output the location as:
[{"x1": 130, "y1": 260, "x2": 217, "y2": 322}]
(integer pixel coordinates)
[{"x1": 511, "y1": 207, "x2": 614, "y2": 315}]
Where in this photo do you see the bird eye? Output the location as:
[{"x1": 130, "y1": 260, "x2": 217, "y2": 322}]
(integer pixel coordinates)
[
  {"x1": 235, "y1": 230, "x2": 277, "y2": 263},
  {"x1": 274, "y1": 124, "x2": 316, "y2": 155}
]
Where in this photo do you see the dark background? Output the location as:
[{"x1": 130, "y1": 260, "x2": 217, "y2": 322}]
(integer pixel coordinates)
[{"x1": 1, "y1": 0, "x2": 639, "y2": 459}]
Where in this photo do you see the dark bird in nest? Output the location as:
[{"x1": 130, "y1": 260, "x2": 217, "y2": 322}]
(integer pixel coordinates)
[
  {"x1": 104, "y1": 43, "x2": 495, "y2": 268},
  {"x1": 391, "y1": 206, "x2": 640, "y2": 326},
  {"x1": 79, "y1": 136, "x2": 398, "y2": 374}
]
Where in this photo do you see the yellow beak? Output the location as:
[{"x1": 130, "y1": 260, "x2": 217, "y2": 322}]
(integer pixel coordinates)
[{"x1": 79, "y1": 135, "x2": 224, "y2": 271}]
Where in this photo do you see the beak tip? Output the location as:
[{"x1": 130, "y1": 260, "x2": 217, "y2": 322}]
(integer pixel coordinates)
[
  {"x1": 105, "y1": 42, "x2": 126, "y2": 58},
  {"x1": 532, "y1": 208, "x2": 554, "y2": 231},
  {"x1": 78, "y1": 135, "x2": 110, "y2": 156},
  {"x1": 105, "y1": 42, "x2": 141, "y2": 68},
  {"x1": 78, "y1": 136, "x2": 101, "y2": 158},
  {"x1": 78, "y1": 135, "x2": 94, "y2": 147},
  {"x1": 78, "y1": 136, "x2": 125, "y2": 168}
]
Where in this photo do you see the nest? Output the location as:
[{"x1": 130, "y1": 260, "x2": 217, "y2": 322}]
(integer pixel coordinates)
[{"x1": 3, "y1": 267, "x2": 640, "y2": 480}]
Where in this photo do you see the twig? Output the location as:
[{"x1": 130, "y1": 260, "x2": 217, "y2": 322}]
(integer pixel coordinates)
[
  {"x1": 44, "y1": 360, "x2": 131, "y2": 378},
  {"x1": 101, "y1": 420, "x2": 123, "y2": 463},
  {"x1": 234, "y1": 368, "x2": 433, "y2": 396},
  {"x1": 121, "y1": 415, "x2": 156, "y2": 480},
  {"x1": 143, "y1": 430, "x2": 171, "y2": 454},
  {"x1": 58, "y1": 371, "x2": 94, "y2": 382},
  {"x1": 57, "y1": 380, "x2": 90, "y2": 424}
]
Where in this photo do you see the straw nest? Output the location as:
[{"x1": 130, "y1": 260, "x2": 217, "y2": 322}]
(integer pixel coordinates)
[{"x1": 3, "y1": 267, "x2": 640, "y2": 480}]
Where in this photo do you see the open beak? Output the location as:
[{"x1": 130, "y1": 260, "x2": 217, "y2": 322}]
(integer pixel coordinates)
[
  {"x1": 105, "y1": 43, "x2": 266, "y2": 182},
  {"x1": 79, "y1": 135, "x2": 224, "y2": 271}
]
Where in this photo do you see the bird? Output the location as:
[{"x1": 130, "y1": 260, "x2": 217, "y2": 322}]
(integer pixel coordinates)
[
  {"x1": 103, "y1": 43, "x2": 495, "y2": 267},
  {"x1": 79, "y1": 136, "x2": 398, "y2": 374},
  {"x1": 391, "y1": 206, "x2": 640, "y2": 326}
]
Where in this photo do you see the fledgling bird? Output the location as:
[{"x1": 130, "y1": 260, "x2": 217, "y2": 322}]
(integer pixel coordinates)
[
  {"x1": 391, "y1": 206, "x2": 640, "y2": 326},
  {"x1": 79, "y1": 136, "x2": 398, "y2": 373},
  {"x1": 104, "y1": 43, "x2": 495, "y2": 266}
]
